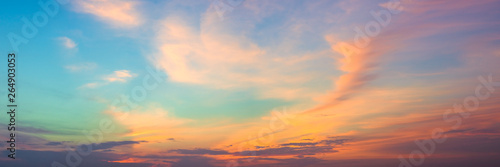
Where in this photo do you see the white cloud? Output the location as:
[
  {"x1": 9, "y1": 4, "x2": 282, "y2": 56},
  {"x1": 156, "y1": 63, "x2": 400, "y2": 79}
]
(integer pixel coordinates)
[
  {"x1": 79, "y1": 70, "x2": 136, "y2": 89},
  {"x1": 65, "y1": 62, "x2": 97, "y2": 72},
  {"x1": 104, "y1": 70, "x2": 135, "y2": 82},
  {"x1": 58, "y1": 36, "x2": 77, "y2": 49},
  {"x1": 80, "y1": 82, "x2": 100, "y2": 89}
]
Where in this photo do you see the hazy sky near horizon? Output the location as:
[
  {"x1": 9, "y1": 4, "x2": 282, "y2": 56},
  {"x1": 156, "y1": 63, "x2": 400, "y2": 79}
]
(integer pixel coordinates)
[{"x1": 1, "y1": 0, "x2": 500, "y2": 166}]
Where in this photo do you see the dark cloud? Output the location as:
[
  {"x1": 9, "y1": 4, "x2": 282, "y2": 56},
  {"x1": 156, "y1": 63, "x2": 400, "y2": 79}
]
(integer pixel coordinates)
[
  {"x1": 281, "y1": 142, "x2": 318, "y2": 146},
  {"x1": 232, "y1": 138, "x2": 350, "y2": 157},
  {"x1": 137, "y1": 155, "x2": 219, "y2": 166},
  {"x1": 17, "y1": 126, "x2": 56, "y2": 134},
  {"x1": 0, "y1": 150, "x2": 152, "y2": 167},
  {"x1": 45, "y1": 142, "x2": 63, "y2": 146},
  {"x1": 377, "y1": 133, "x2": 500, "y2": 156},
  {"x1": 100, "y1": 149, "x2": 115, "y2": 152},
  {"x1": 239, "y1": 146, "x2": 338, "y2": 156},
  {"x1": 469, "y1": 123, "x2": 500, "y2": 134},
  {"x1": 257, "y1": 157, "x2": 325, "y2": 167},
  {"x1": 91, "y1": 141, "x2": 145, "y2": 150},
  {"x1": 280, "y1": 138, "x2": 349, "y2": 147},
  {"x1": 320, "y1": 138, "x2": 350, "y2": 145},
  {"x1": 171, "y1": 156, "x2": 216, "y2": 167},
  {"x1": 231, "y1": 157, "x2": 327, "y2": 167},
  {"x1": 444, "y1": 128, "x2": 474, "y2": 134},
  {"x1": 170, "y1": 148, "x2": 230, "y2": 155},
  {"x1": 0, "y1": 126, "x2": 57, "y2": 148},
  {"x1": 238, "y1": 155, "x2": 500, "y2": 167}
]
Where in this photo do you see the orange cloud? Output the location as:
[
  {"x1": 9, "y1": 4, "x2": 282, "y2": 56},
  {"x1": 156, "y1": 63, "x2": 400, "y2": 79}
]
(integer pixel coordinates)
[
  {"x1": 74, "y1": 0, "x2": 142, "y2": 27},
  {"x1": 150, "y1": 13, "x2": 329, "y2": 100},
  {"x1": 104, "y1": 70, "x2": 135, "y2": 82}
]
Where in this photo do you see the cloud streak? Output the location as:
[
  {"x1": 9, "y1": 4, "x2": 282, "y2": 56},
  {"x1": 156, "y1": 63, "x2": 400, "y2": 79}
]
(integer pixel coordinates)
[
  {"x1": 73, "y1": 0, "x2": 142, "y2": 27},
  {"x1": 80, "y1": 70, "x2": 136, "y2": 89},
  {"x1": 58, "y1": 36, "x2": 77, "y2": 49}
]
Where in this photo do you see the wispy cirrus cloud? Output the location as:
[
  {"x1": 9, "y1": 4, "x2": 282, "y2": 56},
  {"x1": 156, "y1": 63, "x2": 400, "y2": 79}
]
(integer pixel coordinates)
[
  {"x1": 65, "y1": 62, "x2": 97, "y2": 72},
  {"x1": 58, "y1": 36, "x2": 77, "y2": 49},
  {"x1": 80, "y1": 70, "x2": 136, "y2": 89},
  {"x1": 73, "y1": 0, "x2": 142, "y2": 27},
  {"x1": 104, "y1": 70, "x2": 135, "y2": 82},
  {"x1": 150, "y1": 10, "x2": 332, "y2": 100}
]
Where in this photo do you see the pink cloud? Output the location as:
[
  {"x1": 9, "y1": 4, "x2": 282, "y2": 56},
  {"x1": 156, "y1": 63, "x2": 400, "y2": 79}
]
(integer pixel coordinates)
[{"x1": 73, "y1": 0, "x2": 142, "y2": 27}]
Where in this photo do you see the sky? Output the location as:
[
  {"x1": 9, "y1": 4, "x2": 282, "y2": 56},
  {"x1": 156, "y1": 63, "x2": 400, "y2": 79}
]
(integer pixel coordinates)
[{"x1": 0, "y1": 0, "x2": 500, "y2": 166}]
